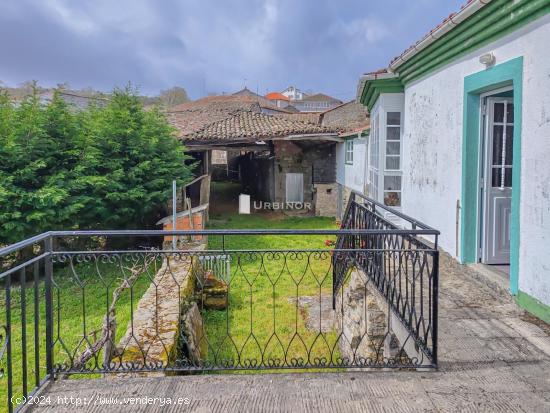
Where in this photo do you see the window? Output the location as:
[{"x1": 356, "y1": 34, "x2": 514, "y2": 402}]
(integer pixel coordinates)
[
  {"x1": 491, "y1": 102, "x2": 514, "y2": 188},
  {"x1": 211, "y1": 150, "x2": 227, "y2": 165},
  {"x1": 345, "y1": 139, "x2": 354, "y2": 164},
  {"x1": 385, "y1": 112, "x2": 401, "y2": 171},
  {"x1": 383, "y1": 175, "x2": 401, "y2": 207}
]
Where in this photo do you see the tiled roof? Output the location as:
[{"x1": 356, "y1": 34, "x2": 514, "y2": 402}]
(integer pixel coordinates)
[
  {"x1": 389, "y1": 0, "x2": 485, "y2": 69},
  {"x1": 171, "y1": 95, "x2": 257, "y2": 112},
  {"x1": 320, "y1": 100, "x2": 370, "y2": 135},
  {"x1": 172, "y1": 94, "x2": 294, "y2": 113},
  {"x1": 281, "y1": 104, "x2": 300, "y2": 113},
  {"x1": 300, "y1": 93, "x2": 343, "y2": 103},
  {"x1": 265, "y1": 92, "x2": 290, "y2": 101},
  {"x1": 181, "y1": 110, "x2": 339, "y2": 143},
  {"x1": 232, "y1": 87, "x2": 263, "y2": 98},
  {"x1": 167, "y1": 107, "x2": 247, "y2": 137},
  {"x1": 273, "y1": 112, "x2": 322, "y2": 124},
  {"x1": 167, "y1": 93, "x2": 344, "y2": 144}
]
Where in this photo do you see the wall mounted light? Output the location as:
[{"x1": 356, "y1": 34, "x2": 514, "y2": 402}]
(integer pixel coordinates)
[{"x1": 479, "y1": 53, "x2": 496, "y2": 67}]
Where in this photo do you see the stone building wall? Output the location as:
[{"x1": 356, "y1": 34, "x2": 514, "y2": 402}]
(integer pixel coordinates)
[
  {"x1": 273, "y1": 140, "x2": 337, "y2": 216},
  {"x1": 314, "y1": 183, "x2": 338, "y2": 217}
]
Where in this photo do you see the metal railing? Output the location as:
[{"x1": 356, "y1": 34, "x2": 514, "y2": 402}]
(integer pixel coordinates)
[
  {"x1": 0, "y1": 222, "x2": 439, "y2": 412},
  {"x1": 333, "y1": 192, "x2": 440, "y2": 369}
]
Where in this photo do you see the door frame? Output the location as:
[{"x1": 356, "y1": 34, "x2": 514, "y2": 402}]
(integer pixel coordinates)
[
  {"x1": 479, "y1": 92, "x2": 514, "y2": 264},
  {"x1": 460, "y1": 57, "x2": 523, "y2": 295}
]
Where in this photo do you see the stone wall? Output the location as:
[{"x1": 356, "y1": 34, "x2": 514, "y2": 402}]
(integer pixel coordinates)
[
  {"x1": 336, "y1": 268, "x2": 388, "y2": 363},
  {"x1": 273, "y1": 140, "x2": 337, "y2": 216},
  {"x1": 314, "y1": 183, "x2": 337, "y2": 217},
  {"x1": 336, "y1": 267, "x2": 431, "y2": 366},
  {"x1": 116, "y1": 246, "x2": 208, "y2": 373}
]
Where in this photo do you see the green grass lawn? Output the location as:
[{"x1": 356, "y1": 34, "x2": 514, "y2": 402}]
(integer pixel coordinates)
[
  {"x1": 203, "y1": 212, "x2": 341, "y2": 371},
  {"x1": 0, "y1": 258, "x2": 157, "y2": 412},
  {"x1": 0, "y1": 206, "x2": 341, "y2": 410}
]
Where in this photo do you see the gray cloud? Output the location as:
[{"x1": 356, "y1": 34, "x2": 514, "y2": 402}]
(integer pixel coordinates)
[{"x1": 0, "y1": 0, "x2": 464, "y2": 99}]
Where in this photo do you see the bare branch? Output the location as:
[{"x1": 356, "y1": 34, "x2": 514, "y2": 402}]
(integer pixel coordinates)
[{"x1": 71, "y1": 255, "x2": 156, "y2": 371}]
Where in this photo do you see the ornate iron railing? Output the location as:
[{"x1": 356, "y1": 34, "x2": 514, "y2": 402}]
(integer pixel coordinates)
[
  {"x1": 1, "y1": 224, "x2": 439, "y2": 412},
  {"x1": 333, "y1": 192, "x2": 440, "y2": 370}
]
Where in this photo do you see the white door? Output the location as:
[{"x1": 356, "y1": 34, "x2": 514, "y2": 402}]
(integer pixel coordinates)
[
  {"x1": 285, "y1": 173, "x2": 304, "y2": 203},
  {"x1": 481, "y1": 97, "x2": 513, "y2": 264}
]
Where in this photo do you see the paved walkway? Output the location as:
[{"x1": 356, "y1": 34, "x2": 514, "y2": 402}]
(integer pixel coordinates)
[{"x1": 29, "y1": 254, "x2": 550, "y2": 412}]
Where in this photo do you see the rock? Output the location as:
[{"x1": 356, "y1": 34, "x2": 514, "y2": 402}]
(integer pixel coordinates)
[
  {"x1": 181, "y1": 302, "x2": 207, "y2": 364},
  {"x1": 203, "y1": 296, "x2": 228, "y2": 310},
  {"x1": 199, "y1": 271, "x2": 228, "y2": 310}
]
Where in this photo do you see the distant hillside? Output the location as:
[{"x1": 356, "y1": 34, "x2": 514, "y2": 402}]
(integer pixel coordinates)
[{"x1": 0, "y1": 81, "x2": 189, "y2": 108}]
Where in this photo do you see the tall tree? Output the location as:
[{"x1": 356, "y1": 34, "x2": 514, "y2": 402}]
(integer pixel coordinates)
[
  {"x1": 158, "y1": 86, "x2": 189, "y2": 107},
  {"x1": 0, "y1": 85, "x2": 193, "y2": 244}
]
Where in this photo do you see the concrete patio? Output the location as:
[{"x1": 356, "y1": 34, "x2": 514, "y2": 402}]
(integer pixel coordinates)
[{"x1": 28, "y1": 253, "x2": 550, "y2": 412}]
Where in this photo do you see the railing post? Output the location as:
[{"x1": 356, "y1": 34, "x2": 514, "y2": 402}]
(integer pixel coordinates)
[
  {"x1": 19, "y1": 268, "x2": 27, "y2": 397},
  {"x1": 432, "y1": 250, "x2": 439, "y2": 367},
  {"x1": 44, "y1": 236, "x2": 54, "y2": 380},
  {"x1": 5, "y1": 273, "x2": 13, "y2": 413}
]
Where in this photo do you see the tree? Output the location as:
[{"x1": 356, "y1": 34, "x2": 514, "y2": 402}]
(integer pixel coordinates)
[
  {"x1": 158, "y1": 86, "x2": 189, "y2": 107},
  {"x1": 86, "y1": 85, "x2": 193, "y2": 229},
  {"x1": 0, "y1": 85, "x2": 193, "y2": 244}
]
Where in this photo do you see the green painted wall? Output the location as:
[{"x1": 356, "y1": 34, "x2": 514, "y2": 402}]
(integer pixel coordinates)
[
  {"x1": 461, "y1": 56, "x2": 523, "y2": 295},
  {"x1": 517, "y1": 291, "x2": 550, "y2": 324}
]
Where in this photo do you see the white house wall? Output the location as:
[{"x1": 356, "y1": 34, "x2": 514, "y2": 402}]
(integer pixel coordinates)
[
  {"x1": 336, "y1": 138, "x2": 367, "y2": 194},
  {"x1": 401, "y1": 16, "x2": 550, "y2": 305}
]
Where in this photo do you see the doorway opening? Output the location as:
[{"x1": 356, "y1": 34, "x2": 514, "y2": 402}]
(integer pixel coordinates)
[
  {"x1": 285, "y1": 173, "x2": 304, "y2": 203},
  {"x1": 461, "y1": 56, "x2": 523, "y2": 295},
  {"x1": 478, "y1": 87, "x2": 514, "y2": 280}
]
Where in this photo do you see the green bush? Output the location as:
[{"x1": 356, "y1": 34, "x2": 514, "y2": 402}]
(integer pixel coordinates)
[{"x1": 0, "y1": 85, "x2": 193, "y2": 244}]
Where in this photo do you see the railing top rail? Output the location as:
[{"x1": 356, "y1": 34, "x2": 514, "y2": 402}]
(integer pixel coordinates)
[
  {"x1": 48, "y1": 228, "x2": 440, "y2": 236},
  {"x1": 351, "y1": 191, "x2": 439, "y2": 232},
  {"x1": 52, "y1": 248, "x2": 437, "y2": 255},
  {"x1": 0, "y1": 227, "x2": 440, "y2": 257},
  {"x1": 0, "y1": 231, "x2": 52, "y2": 258}
]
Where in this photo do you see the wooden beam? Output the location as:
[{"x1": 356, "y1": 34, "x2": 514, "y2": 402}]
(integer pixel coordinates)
[
  {"x1": 273, "y1": 134, "x2": 342, "y2": 142},
  {"x1": 185, "y1": 144, "x2": 271, "y2": 152}
]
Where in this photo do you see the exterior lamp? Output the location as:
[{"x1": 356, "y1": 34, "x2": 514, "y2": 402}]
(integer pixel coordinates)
[{"x1": 479, "y1": 53, "x2": 496, "y2": 67}]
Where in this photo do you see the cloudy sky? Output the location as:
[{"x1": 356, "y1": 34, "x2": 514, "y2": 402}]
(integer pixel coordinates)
[{"x1": 0, "y1": 0, "x2": 464, "y2": 100}]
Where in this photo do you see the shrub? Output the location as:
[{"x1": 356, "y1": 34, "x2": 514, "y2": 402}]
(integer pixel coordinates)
[{"x1": 0, "y1": 85, "x2": 193, "y2": 244}]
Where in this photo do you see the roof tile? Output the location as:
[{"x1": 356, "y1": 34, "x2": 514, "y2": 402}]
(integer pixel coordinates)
[{"x1": 181, "y1": 110, "x2": 338, "y2": 142}]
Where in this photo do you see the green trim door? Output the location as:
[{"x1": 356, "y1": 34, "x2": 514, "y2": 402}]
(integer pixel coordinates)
[
  {"x1": 481, "y1": 97, "x2": 514, "y2": 264},
  {"x1": 460, "y1": 57, "x2": 523, "y2": 295}
]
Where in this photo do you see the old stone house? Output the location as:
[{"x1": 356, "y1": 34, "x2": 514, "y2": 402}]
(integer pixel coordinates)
[{"x1": 167, "y1": 94, "x2": 344, "y2": 216}]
